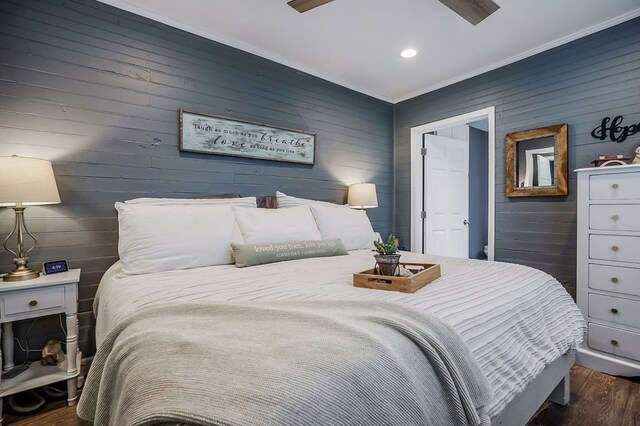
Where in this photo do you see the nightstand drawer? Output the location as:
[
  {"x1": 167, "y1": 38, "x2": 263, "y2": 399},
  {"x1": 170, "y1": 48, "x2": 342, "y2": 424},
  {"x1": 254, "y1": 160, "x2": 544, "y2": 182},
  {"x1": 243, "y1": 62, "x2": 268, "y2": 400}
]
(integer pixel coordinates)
[
  {"x1": 589, "y1": 264, "x2": 640, "y2": 297},
  {"x1": 589, "y1": 293, "x2": 640, "y2": 329},
  {"x1": 590, "y1": 172, "x2": 640, "y2": 200},
  {"x1": 589, "y1": 323, "x2": 640, "y2": 362},
  {"x1": 3, "y1": 287, "x2": 65, "y2": 317},
  {"x1": 589, "y1": 204, "x2": 640, "y2": 232},
  {"x1": 589, "y1": 234, "x2": 640, "y2": 264}
]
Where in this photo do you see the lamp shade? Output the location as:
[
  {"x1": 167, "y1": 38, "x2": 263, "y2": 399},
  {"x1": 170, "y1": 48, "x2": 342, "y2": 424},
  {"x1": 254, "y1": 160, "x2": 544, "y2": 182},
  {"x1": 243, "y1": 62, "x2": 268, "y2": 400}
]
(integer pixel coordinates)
[
  {"x1": 0, "y1": 156, "x2": 61, "y2": 207},
  {"x1": 348, "y1": 183, "x2": 378, "y2": 209}
]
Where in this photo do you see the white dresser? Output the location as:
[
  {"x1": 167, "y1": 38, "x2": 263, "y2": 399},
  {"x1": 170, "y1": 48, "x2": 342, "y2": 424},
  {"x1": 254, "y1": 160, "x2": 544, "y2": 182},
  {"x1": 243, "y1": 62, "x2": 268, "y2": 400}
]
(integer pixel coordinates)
[{"x1": 576, "y1": 164, "x2": 640, "y2": 377}]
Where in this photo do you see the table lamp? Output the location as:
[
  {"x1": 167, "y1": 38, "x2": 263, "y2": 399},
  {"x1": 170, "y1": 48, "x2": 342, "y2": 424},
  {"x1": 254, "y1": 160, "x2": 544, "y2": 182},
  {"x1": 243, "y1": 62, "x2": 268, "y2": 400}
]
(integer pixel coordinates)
[
  {"x1": 348, "y1": 183, "x2": 378, "y2": 209},
  {"x1": 0, "y1": 156, "x2": 60, "y2": 281}
]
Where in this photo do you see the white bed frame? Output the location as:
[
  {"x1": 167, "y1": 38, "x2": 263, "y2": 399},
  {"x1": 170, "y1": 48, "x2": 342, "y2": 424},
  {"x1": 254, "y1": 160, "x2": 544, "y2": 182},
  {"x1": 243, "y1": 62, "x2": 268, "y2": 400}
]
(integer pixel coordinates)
[
  {"x1": 491, "y1": 353, "x2": 574, "y2": 425},
  {"x1": 79, "y1": 352, "x2": 573, "y2": 425}
]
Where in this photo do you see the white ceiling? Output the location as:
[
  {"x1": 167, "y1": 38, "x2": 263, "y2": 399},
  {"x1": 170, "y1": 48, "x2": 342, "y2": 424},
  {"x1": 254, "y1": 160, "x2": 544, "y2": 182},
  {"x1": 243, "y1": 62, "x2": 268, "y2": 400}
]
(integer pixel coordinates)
[{"x1": 99, "y1": 0, "x2": 640, "y2": 103}]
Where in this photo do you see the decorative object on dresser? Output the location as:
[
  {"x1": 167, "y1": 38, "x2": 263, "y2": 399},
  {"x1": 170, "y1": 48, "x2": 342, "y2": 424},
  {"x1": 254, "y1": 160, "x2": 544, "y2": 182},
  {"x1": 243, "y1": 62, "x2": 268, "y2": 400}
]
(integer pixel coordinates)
[
  {"x1": 373, "y1": 234, "x2": 401, "y2": 276},
  {"x1": 0, "y1": 156, "x2": 61, "y2": 282},
  {"x1": 353, "y1": 262, "x2": 441, "y2": 293},
  {"x1": 575, "y1": 163, "x2": 640, "y2": 376},
  {"x1": 633, "y1": 146, "x2": 640, "y2": 165},
  {"x1": 347, "y1": 183, "x2": 378, "y2": 209},
  {"x1": 0, "y1": 269, "x2": 81, "y2": 422},
  {"x1": 179, "y1": 109, "x2": 316, "y2": 165},
  {"x1": 590, "y1": 154, "x2": 631, "y2": 168},
  {"x1": 505, "y1": 123, "x2": 568, "y2": 197}
]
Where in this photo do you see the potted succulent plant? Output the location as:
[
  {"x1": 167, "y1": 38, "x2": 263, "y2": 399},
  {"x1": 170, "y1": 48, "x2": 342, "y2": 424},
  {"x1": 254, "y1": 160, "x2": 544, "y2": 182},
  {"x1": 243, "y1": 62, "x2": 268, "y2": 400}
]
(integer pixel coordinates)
[{"x1": 373, "y1": 234, "x2": 401, "y2": 276}]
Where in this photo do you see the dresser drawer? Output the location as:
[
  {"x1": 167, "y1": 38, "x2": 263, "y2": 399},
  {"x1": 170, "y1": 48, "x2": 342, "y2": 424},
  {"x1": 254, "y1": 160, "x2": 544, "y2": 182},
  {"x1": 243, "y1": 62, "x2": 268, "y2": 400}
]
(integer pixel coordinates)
[
  {"x1": 589, "y1": 264, "x2": 640, "y2": 297},
  {"x1": 589, "y1": 323, "x2": 640, "y2": 362},
  {"x1": 2, "y1": 287, "x2": 65, "y2": 317},
  {"x1": 589, "y1": 293, "x2": 640, "y2": 329},
  {"x1": 589, "y1": 234, "x2": 640, "y2": 264},
  {"x1": 590, "y1": 172, "x2": 640, "y2": 200},
  {"x1": 589, "y1": 204, "x2": 640, "y2": 232}
]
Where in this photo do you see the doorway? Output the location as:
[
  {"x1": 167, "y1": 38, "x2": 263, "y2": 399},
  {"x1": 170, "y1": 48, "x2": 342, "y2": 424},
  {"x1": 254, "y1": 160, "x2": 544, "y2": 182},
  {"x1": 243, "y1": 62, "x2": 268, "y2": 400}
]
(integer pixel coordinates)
[{"x1": 410, "y1": 107, "x2": 495, "y2": 260}]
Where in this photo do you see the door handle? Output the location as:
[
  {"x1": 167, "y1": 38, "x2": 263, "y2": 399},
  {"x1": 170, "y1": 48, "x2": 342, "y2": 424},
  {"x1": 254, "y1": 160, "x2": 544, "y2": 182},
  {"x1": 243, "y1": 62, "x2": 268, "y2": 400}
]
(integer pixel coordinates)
[{"x1": 463, "y1": 220, "x2": 470, "y2": 226}]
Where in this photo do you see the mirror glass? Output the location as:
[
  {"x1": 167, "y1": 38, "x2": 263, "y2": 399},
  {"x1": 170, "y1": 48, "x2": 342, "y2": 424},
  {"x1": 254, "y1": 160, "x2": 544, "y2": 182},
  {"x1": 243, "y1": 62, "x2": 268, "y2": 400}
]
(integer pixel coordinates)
[
  {"x1": 505, "y1": 124, "x2": 568, "y2": 197},
  {"x1": 516, "y1": 136, "x2": 556, "y2": 188}
]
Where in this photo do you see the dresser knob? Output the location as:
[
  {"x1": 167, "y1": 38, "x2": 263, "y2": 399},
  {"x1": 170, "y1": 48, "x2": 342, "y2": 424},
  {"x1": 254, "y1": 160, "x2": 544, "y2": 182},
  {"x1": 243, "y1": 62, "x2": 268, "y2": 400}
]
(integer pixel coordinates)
[
  {"x1": 611, "y1": 277, "x2": 619, "y2": 283},
  {"x1": 611, "y1": 215, "x2": 619, "y2": 221},
  {"x1": 611, "y1": 339, "x2": 619, "y2": 346},
  {"x1": 611, "y1": 308, "x2": 619, "y2": 314},
  {"x1": 611, "y1": 245, "x2": 619, "y2": 252},
  {"x1": 28, "y1": 300, "x2": 37, "y2": 307},
  {"x1": 612, "y1": 183, "x2": 619, "y2": 189}
]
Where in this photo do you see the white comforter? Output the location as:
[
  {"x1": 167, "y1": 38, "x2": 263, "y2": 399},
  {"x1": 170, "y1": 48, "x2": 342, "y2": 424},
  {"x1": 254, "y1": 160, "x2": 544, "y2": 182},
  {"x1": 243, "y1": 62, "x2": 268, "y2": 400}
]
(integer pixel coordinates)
[{"x1": 94, "y1": 250, "x2": 585, "y2": 417}]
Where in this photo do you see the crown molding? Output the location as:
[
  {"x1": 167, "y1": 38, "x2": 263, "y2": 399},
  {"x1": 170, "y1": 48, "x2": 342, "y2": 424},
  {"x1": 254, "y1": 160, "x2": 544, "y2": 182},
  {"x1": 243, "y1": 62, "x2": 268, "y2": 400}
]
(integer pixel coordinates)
[
  {"x1": 394, "y1": 8, "x2": 640, "y2": 103},
  {"x1": 96, "y1": 0, "x2": 395, "y2": 103},
  {"x1": 97, "y1": 1, "x2": 639, "y2": 104}
]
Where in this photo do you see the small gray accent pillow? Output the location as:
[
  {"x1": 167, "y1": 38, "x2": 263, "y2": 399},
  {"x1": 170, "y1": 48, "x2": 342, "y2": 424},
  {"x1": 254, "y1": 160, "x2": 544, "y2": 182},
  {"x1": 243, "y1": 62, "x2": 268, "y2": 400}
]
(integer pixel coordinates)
[{"x1": 231, "y1": 239, "x2": 348, "y2": 268}]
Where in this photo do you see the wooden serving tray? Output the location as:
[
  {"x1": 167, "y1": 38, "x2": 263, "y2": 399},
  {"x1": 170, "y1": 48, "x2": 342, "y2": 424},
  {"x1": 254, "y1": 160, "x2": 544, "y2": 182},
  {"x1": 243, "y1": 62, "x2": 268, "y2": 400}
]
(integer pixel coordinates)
[{"x1": 353, "y1": 262, "x2": 441, "y2": 293}]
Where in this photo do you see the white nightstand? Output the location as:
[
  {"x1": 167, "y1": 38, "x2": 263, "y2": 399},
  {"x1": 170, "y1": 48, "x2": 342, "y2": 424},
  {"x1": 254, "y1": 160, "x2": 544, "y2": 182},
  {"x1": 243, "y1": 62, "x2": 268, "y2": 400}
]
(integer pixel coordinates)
[{"x1": 0, "y1": 269, "x2": 81, "y2": 422}]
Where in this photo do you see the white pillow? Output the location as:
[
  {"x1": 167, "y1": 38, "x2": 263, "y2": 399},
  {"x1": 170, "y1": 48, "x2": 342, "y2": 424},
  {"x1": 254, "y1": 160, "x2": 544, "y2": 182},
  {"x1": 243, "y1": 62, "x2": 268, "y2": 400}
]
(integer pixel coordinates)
[
  {"x1": 276, "y1": 191, "x2": 347, "y2": 209},
  {"x1": 116, "y1": 203, "x2": 240, "y2": 275},
  {"x1": 234, "y1": 205, "x2": 322, "y2": 244},
  {"x1": 125, "y1": 196, "x2": 257, "y2": 208},
  {"x1": 310, "y1": 205, "x2": 376, "y2": 251}
]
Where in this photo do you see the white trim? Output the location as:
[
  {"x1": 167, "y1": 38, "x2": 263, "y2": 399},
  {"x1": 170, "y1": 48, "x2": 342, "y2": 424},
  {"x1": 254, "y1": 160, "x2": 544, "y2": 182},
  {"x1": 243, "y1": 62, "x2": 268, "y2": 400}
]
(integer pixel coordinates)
[
  {"x1": 410, "y1": 107, "x2": 496, "y2": 260},
  {"x1": 97, "y1": 1, "x2": 639, "y2": 104},
  {"x1": 396, "y1": 9, "x2": 640, "y2": 103},
  {"x1": 96, "y1": 0, "x2": 395, "y2": 103}
]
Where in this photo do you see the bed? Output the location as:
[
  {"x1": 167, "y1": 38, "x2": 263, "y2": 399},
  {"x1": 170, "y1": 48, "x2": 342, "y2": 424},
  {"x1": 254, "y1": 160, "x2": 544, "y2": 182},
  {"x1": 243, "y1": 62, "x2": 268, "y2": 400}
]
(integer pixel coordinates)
[{"x1": 82, "y1": 249, "x2": 585, "y2": 425}]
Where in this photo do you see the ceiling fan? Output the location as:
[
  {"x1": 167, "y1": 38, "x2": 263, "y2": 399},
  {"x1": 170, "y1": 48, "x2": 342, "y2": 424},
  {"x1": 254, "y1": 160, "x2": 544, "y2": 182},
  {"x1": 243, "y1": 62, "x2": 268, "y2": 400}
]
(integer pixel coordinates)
[{"x1": 287, "y1": 0, "x2": 500, "y2": 25}]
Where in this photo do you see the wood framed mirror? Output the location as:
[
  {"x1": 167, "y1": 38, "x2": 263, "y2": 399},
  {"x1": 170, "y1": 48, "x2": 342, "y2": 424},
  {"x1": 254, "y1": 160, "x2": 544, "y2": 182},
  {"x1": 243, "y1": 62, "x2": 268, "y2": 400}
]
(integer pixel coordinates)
[{"x1": 506, "y1": 123, "x2": 568, "y2": 197}]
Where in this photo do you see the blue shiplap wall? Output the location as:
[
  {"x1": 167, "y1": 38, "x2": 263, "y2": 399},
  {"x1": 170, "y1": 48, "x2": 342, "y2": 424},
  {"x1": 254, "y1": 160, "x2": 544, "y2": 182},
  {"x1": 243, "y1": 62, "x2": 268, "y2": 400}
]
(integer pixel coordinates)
[
  {"x1": 0, "y1": 0, "x2": 393, "y2": 356},
  {"x1": 395, "y1": 18, "x2": 640, "y2": 296}
]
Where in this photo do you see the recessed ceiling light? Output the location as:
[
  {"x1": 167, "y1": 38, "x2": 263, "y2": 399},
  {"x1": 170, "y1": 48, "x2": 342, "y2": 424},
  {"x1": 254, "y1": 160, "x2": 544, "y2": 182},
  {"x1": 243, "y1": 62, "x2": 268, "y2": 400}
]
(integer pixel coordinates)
[{"x1": 400, "y1": 49, "x2": 417, "y2": 59}]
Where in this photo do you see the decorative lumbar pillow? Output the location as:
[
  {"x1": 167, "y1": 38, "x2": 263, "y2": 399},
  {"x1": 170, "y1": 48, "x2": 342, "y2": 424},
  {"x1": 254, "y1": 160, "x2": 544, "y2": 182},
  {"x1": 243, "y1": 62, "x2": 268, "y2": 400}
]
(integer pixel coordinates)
[
  {"x1": 233, "y1": 205, "x2": 322, "y2": 244},
  {"x1": 116, "y1": 203, "x2": 241, "y2": 275},
  {"x1": 125, "y1": 196, "x2": 257, "y2": 208},
  {"x1": 276, "y1": 191, "x2": 347, "y2": 209},
  {"x1": 310, "y1": 204, "x2": 377, "y2": 251},
  {"x1": 231, "y1": 239, "x2": 348, "y2": 268}
]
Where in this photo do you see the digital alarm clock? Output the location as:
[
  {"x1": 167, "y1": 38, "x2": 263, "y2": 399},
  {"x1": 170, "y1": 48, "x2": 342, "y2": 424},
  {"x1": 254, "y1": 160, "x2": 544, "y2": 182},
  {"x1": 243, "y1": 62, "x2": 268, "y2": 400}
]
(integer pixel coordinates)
[{"x1": 42, "y1": 260, "x2": 69, "y2": 275}]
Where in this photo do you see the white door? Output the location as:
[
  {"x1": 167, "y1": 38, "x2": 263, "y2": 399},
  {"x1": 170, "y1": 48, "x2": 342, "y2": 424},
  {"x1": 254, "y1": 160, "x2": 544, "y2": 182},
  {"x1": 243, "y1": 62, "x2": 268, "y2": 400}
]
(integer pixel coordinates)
[
  {"x1": 423, "y1": 134, "x2": 469, "y2": 258},
  {"x1": 536, "y1": 155, "x2": 553, "y2": 186}
]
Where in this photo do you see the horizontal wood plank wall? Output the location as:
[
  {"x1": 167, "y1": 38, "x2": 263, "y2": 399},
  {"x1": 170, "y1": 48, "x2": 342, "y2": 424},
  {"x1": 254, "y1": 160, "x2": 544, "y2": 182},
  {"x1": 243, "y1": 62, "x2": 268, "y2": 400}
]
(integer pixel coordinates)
[
  {"x1": 0, "y1": 0, "x2": 394, "y2": 358},
  {"x1": 394, "y1": 18, "x2": 640, "y2": 297}
]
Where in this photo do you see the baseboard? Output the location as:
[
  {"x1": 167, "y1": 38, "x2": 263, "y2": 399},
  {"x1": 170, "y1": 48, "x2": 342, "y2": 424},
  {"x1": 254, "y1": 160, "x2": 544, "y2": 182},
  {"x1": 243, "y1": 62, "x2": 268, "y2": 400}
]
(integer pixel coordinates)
[{"x1": 576, "y1": 347, "x2": 640, "y2": 377}]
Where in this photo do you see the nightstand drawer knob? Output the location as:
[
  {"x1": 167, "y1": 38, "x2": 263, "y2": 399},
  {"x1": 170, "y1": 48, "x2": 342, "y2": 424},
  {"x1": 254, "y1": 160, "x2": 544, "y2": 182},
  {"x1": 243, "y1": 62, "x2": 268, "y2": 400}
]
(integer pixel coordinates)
[
  {"x1": 611, "y1": 277, "x2": 619, "y2": 283},
  {"x1": 611, "y1": 245, "x2": 619, "y2": 252},
  {"x1": 611, "y1": 215, "x2": 619, "y2": 221},
  {"x1": 610, "y1": 339, "x2": 619, "y2": 346},
  {"x1": 612, "y1": 183, "x2": 619, "y2": 189},
  {"x1": 28, "y1": 300, "x2": 38, "y2": 307},
  {"x1": 611, "y1": 308, "x2": 619, "y2": 314}
]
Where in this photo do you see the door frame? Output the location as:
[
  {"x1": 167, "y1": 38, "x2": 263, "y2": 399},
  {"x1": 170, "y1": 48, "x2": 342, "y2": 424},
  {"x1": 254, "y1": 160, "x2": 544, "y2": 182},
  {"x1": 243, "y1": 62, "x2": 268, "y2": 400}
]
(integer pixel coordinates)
[{"x1": 410, "y1": 106, "x2": 496, "y2": 260}]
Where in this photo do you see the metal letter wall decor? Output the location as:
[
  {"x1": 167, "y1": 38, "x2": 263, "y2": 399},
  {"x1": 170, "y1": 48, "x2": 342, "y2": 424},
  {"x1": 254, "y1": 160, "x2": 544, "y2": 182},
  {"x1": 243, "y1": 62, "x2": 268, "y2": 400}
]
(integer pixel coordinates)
[{"x1": 591, "y1": 116, "x2": 640, "y2": 143}]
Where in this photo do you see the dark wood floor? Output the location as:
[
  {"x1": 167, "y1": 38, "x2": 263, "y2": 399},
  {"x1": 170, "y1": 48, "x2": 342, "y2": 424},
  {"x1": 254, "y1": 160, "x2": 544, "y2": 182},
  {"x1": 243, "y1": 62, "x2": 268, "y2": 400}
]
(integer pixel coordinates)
[
  {"x1": 528, "y1": 366, "x2": 639, "y2": 426},
  {"x1": 4, "y1": 366, "x2": 639, "y2": 425}
]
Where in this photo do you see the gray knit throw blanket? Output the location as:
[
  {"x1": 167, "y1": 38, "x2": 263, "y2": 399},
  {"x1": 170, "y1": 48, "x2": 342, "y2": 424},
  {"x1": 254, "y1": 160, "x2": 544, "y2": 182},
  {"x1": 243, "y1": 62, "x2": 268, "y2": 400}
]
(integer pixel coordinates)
[{"x1": 78, "y1": 301, "x2": 493, "y2": 425}]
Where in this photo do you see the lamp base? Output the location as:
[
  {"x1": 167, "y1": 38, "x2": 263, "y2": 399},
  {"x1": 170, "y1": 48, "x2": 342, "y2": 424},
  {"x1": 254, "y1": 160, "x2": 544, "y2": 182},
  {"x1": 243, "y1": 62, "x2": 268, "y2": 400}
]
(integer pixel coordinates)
[{"x1": 3, "y1": 262, "x2": 40, "y2": 282}]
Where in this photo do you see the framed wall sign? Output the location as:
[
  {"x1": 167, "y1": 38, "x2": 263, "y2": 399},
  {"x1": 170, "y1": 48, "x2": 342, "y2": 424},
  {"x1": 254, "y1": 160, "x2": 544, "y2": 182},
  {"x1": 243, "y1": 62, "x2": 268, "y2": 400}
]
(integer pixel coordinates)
[{"x1": 179, "y1": 109, "x2": 316, "y2": 165}]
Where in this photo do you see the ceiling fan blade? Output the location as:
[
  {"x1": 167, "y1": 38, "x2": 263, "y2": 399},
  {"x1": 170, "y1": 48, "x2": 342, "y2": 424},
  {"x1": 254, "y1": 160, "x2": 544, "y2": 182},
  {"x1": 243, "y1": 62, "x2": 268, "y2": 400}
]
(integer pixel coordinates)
[
  {"x1": 438, "y1": 0, "x2": 500, "y2": 25},
  {"x1": 288, "y1": 0, "x2": 335, "y2": 13}
]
